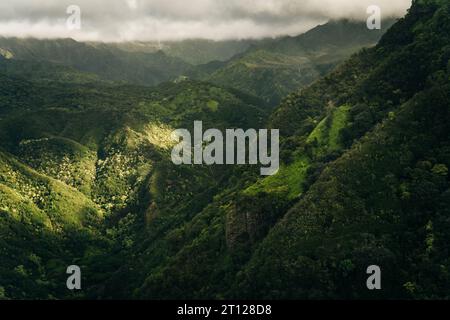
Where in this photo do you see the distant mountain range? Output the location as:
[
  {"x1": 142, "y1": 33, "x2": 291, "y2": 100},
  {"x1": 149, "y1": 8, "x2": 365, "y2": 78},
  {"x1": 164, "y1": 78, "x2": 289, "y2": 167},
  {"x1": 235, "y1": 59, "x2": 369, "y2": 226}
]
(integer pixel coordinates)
[
  {"x1": 0, "y1": 37, "x2": 191, "y2": 87},
  {"x1": 0, "y1": 19, "x2": 393, "y2": 105},
  {"x1": 198, "y1": 19, "x2": 396, "y2": 105},
  {"x1": 95, "y1": 39, "x2": 254, "y2": 65}
]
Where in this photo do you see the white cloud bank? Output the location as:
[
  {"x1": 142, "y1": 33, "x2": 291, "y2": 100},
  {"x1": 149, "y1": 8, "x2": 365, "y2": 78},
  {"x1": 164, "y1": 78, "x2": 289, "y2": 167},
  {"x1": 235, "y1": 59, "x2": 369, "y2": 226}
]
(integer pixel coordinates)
[{"x1": 0, "y1": 0, "x2": 412, "y2": 42}]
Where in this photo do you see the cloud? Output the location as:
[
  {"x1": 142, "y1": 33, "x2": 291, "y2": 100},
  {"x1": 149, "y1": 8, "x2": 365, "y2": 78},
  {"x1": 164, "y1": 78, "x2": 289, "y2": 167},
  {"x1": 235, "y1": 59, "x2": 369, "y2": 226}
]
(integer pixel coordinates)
[{"x1": 0, "y1": 0, "x2": 412, "y2": 42}]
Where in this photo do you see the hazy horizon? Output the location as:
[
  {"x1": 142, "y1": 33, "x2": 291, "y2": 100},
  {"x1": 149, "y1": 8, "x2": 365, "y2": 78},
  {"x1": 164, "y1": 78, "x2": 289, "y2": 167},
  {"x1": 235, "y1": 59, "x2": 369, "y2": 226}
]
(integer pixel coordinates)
[
  {"x1": 0, "y1": 0, "x2": 412, "y2": 42},
  {"x1": 0, "y1": 18, "x2": 388, "y2": 45}
]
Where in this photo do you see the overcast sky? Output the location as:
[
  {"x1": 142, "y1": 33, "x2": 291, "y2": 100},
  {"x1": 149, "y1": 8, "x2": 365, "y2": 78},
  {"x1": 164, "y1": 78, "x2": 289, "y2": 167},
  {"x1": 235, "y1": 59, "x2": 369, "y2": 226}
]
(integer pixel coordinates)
[{"x1": 0, "y1": 0, "x2": 412, "y2": 42}]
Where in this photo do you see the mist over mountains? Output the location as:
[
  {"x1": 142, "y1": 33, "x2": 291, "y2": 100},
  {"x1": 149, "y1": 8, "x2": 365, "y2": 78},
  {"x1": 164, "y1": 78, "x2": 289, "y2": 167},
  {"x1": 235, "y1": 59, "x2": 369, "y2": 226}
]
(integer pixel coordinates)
[
  {"x1": 0, "y1": 0, "x2": 411, "y2": 41},
  {"x1": 0, "y1": 18, "x2": 394, "y2": 105}
]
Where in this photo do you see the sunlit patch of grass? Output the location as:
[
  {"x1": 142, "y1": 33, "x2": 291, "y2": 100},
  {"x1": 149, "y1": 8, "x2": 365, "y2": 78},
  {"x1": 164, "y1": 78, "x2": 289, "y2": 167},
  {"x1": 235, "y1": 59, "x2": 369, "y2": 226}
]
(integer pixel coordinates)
[
  {"x1": 307, "y1": 104, "x2": 350, "y2": 155},
  {"x1": 0, "y1": 151, "x2": 102, "y2": 229},
  {"x1": 244, "y1": 156, "x2": 309, "y2": 200},
  {"x1": 142, "y1": 122, "x2": 177, "y2": 151},
  {"x1": 207, "y1": 100, "x2": 219, "y2": 112}
]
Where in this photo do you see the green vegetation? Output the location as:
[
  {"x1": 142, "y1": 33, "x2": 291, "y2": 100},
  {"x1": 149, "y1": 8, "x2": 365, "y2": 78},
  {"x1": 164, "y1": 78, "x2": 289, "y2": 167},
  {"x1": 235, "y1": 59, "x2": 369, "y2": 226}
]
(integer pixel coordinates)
[
  {"x1": 104, "y1": 39, "x2": 253, "y2": 65},
  {"x1": 0, "y1": 55, "x2": 268, "y2": 298},
  {"x1": 235, "y1": 0, "x2": 450, "y2": 299},
  {"x1": 0, "y1": 0, "x2": 449, "y2": 300},
  {"x1": 245, "y1": 156, "x2": 309, "y2": 200},
  {"x1": 198, "y1": 19, "x2": 395, "y2": 106},
  {"x1": 0, "y1": 38, "x2": 191, "y2": 86},
  {"x1": 307, "y1": 104, "x2": 351, "y2": 155}
]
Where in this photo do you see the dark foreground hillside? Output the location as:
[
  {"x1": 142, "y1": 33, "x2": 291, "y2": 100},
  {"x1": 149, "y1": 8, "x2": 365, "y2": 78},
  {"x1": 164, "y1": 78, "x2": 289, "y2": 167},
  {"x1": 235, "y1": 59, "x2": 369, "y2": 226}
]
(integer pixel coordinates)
[
  {"x1": 237, "y1": 0, "x2": 450, "y2": 299},
  {"x1": 126, "y1": 0, "x2": 450, "y2": 299}
]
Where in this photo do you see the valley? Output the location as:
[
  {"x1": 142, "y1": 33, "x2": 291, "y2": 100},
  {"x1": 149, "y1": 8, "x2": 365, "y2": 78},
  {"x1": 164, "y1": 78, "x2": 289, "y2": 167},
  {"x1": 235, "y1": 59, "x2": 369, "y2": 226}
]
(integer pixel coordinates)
[{"x1": 0, "y1": 0, "x2": 449, "y2": 300}]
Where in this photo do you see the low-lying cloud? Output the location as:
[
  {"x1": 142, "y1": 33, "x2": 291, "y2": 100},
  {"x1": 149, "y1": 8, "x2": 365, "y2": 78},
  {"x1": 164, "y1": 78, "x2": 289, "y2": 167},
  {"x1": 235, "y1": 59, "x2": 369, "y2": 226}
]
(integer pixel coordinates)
[{"x1": 0, "y1": 0, "x2": 412, "y2": 42}]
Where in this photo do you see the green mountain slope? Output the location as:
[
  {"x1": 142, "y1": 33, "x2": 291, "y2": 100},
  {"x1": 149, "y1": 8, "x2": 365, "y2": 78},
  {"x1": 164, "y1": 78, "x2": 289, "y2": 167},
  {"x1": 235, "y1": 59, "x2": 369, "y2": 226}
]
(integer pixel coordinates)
[
  {"x1": 199, "y1": 19, "x2": 395, "y2": 106},
  {"x1": 120, "y1": 0, "x2": 450, "y2": 299},
  {"x1": 234, "y1": 0, "x2": 450, "y2": 299},
  {"x1": 0, "y1": 37, "x2": 191, "y2": 86},
  {"x1": 0, "y1": 58, "x2": 268, "y2": 298}
]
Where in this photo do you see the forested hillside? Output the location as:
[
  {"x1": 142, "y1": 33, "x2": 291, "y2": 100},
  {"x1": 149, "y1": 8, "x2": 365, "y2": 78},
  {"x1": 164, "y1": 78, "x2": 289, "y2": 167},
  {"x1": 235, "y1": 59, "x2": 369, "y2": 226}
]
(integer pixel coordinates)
[
  {"x1": 199, "y1": 19, "x2": 395, "y2": 105},
  {"x1": 0, "y1": 0, "x2": 449, "y2": 300},
  {"x1": 107, "y1": 0, "x2": 450, "y2": 299},
  {"x1": 0, "y1": 38, "x2": 191, "y2": 86},
  {"x1": 237, "y1": 0, "x2": 450, "y2": 299},
  {"x1": 0, "y1": 59, "x2": 267, "y2": 298},
  {"x1": 100, "y1": 39, "x2": 254, "y2": 65}
]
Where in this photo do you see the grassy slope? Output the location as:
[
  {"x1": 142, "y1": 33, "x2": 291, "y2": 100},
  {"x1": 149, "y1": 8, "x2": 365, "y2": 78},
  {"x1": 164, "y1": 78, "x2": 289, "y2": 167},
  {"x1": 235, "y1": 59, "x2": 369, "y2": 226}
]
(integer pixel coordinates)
[
  {"x1": 307, "y1": 104, "x2": 351, "y2": 153},
  {"x1": 244, "y1": 104, "x2": 350, "y2": 200},
  {"x1": 0, "y1": 151, "x2": 102, "y2": 228},
  {"x1": 234, "y1": 0, "x2": 450, "y2": 299}
]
